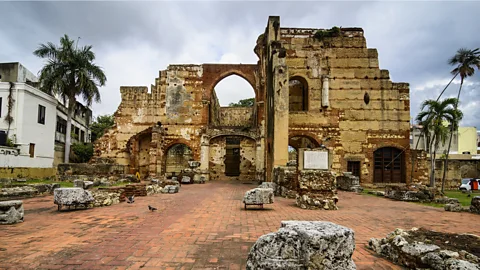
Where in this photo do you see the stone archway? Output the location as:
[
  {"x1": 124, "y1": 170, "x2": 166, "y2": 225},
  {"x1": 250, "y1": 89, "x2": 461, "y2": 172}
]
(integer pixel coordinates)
[{"x1": 164, "y1": 144, "x2": 194, "y2": 177}]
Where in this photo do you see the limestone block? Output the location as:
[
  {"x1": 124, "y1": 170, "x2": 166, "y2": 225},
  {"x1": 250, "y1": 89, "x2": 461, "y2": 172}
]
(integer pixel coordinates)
[
  {"x1": 84, "y1": 181, "x2": 94, "y2": 189},
  {"x1": 181, "y1": 176, "x2": 191, "y2": 184},
  {"x1": 470, "y1": 196, "x2": 480, "y2": 214},
  {"x1": 243, "y1": 188, "x2": 274, "y2": 205},
  {"x1": 246, "y1": 221, "x2": 356, "y2": 270},
  {"x1": 54, "y1": 188, "x2": 94, "y2": 206},
  {"x1": 0, "y1": 200, "x2": 24, "y2": 225}
]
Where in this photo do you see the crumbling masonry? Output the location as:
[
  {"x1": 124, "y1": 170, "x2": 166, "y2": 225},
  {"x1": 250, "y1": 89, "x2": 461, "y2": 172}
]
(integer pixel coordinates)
[{"x1": 94, "y1": 16, "x2": 413, "y2": 185}]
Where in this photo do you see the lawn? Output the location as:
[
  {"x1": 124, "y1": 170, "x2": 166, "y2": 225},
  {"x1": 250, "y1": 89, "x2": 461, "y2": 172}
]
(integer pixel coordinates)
[
  {"x1": 0, "y1": 179, "x2": 74, "y2": 188},
  {"x1": 361, "y1": 188, "x2": 478, "y2": 208}
]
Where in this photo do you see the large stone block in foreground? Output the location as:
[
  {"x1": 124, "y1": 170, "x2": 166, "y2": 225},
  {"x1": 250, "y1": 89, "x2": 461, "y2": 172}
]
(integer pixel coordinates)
[
  {"x1": 243, "y1": 188, "x2": 274, "y2": 205},
  {"x1": 54, "y1": 188, "x2": 94, "y2": 207},
  {"x1": 247, "y1": 221, "x2": 356, "y2": 270},
  {"x1": 0, "y1": 200, "x2": 24, "y2": 225}
]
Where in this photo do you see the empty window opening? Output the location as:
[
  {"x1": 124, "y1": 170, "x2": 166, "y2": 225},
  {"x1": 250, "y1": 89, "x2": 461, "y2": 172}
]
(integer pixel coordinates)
[
  {"x1": 289, "y1": 77, "x2": 308, "y2": 111},
  {"x1": 37, "y1": 105, "x2": 46, "y2": 124}
]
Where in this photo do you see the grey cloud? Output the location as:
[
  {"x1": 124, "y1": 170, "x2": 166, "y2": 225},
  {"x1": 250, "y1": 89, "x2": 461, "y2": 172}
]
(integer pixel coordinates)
[{"x1": 0, "y1": 1, "x2": 479, "y2": 128}]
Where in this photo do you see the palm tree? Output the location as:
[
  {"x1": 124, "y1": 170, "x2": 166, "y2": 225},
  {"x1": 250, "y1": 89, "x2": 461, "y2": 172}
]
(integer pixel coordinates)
[
  {"x1": 416, "y1": 98, "x2": 462, "y2": 187},
  {"x1": 34, "y1": 35, "x2": 106, "y2": 163},
  {"x1": 441, "y1": 48, "x2": 480, "y2": 192}
]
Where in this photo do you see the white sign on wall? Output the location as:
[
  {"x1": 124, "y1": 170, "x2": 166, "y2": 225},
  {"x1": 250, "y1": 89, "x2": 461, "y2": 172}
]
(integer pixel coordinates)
[{"x1": 303, "y1": 151, "x2": 328, "y2": 170}]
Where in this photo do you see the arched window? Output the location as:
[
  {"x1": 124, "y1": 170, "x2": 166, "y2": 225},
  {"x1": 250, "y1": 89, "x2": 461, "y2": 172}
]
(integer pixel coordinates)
[
  {"x1": 289, "y1": 77, "x2": 308, "y2": 111},
  {"x1": 210, "y1": 74, "x2": 256, "y2": 127}
]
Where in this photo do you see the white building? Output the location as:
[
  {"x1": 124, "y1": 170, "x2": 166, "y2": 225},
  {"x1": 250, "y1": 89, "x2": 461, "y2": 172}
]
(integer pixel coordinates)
[
  {"x1": 0, "y1": 82, "x2": 58, "y2": 167},
  {"x1": 0, "y1": 62, "x2": 93, "y2": 168}
]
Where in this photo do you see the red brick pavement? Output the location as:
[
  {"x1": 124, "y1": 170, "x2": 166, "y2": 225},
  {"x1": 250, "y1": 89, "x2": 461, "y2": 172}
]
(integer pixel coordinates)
[{"x1": 1, "y1": 181, "x2": 479, "y2": 270}]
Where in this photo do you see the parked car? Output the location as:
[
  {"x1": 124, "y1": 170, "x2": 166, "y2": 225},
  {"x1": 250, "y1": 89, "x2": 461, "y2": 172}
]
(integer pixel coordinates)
[{"x1": 459, "y1": 178, "x2": 480, "y2": 191}]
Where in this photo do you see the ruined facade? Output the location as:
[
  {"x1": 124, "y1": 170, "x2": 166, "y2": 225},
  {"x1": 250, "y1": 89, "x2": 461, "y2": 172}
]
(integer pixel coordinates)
[{"x1": 94, "y1": 16, "x2": 412, "y2": 185}]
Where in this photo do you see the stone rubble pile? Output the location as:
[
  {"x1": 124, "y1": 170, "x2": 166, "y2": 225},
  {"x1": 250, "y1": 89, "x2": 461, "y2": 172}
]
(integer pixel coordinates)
[
  {"x1": 385, "y1": 184, "x2": 435, "y2": 202},
  {"x1": 0, "y1": 200, "x2": 24, "y2": 225},
  {"x1": 296, "y1": 170, "x2": 338, "y2": 210},
  {"x1": 368, "y1": 228, "x2": 480, "y2": 269},
  {"x1": 90, "y1": 190, "x2": 122, "y2": 207},
  {"x1": 246, "y1": 221, "x2": 356, "y2": 270}
]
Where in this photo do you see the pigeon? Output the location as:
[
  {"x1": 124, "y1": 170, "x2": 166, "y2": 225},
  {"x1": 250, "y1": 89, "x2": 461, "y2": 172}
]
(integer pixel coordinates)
[
  {"x1": 126, "y1": 195, "x2": 135, "y2": 204},
  {"x1": 148, "y1": 205, "x2": 157, "y2": 212}
]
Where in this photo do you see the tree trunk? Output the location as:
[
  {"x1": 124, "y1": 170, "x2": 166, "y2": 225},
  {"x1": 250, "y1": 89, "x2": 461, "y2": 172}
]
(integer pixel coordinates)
[
  {"x1": 429, "y1": 134, "x2": 436, "y2": 187},
  {"x1": 441, "y1": 78, "x2": 463, "y2": 194},
  {"x1": 64, "y1": 99, "x2": 75, "y2": 163},
  {"x1": 435, "y1": 73, "x2": 458, "y2": 102}
]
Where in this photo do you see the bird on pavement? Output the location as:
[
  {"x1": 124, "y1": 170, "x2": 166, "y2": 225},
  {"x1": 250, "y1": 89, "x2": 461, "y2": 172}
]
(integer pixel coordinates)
[
  {"x1": 148, "y1": 205, "x2": 157, "y2": 212},
  {"x1": 126, "y1": 195, "x2": 135, "y2": 204}
]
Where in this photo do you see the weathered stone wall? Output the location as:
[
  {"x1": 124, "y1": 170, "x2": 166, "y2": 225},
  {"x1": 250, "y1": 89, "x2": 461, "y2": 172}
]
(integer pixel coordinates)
[
  {"x1": 0, "y1": 167, "x2": 56, "y2": 179},
  {"x1": 280, "y1": 27, "x2": 411, "y2": 185},
  {"x1": 434, "y1": 159, "x2": 480, "y2": 189},
  {"x1": 218, "y1": 107, "x2": 254, "y2": 127},
  {"x1": 57, "y1": 163, "x2": 127, "y2": 181}
]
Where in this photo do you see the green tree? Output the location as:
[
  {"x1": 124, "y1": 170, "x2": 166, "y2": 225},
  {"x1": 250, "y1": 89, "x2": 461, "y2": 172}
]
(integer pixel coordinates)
[
  {"x1": 229, "y1": 98, "x2": 255, "y2": 107},
  {"x1": 71, "y1": 143, "x2": 94, "y2": 163},
  {"x1": 34, "y1": 35, "x2": 106, "y2": 163},
  {"x1": 416, "y1": 98, "x2": 462, "y2": 188},
  {"x1": 441, "y1": 48, "x2": 480, "y2": 192},
  {"x1": 90, "y1": 114, "x2": 114, "y2": 142}
]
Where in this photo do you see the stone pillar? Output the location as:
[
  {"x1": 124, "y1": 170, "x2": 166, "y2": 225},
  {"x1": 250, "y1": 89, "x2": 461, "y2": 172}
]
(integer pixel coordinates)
[
  {"x1": 199, "y1": 134, "x2": 210, "y2": 181},
  {"x1": 153, "y1": 126, "x2": 165, "y2": 179},
  {"x1": 256, "y1": 138, "x2": 265, "y2": 182},
  {"x1": 272, "y1": 51, "x2": 289, "y2": 168},
  {"x1": 321, "y1": 75, "x2": 330, "y2": 108}
]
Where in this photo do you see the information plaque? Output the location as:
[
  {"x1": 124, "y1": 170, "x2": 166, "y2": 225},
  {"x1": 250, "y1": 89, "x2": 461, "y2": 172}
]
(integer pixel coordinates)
[{"x1": 303, "y1": 151, "x2": 328, "y2": 170}]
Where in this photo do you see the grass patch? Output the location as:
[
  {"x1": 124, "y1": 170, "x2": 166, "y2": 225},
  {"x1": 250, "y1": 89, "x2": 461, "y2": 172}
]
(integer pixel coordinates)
[
  {"x1": 0, "y1": 179, "x2": 74, "y2": 188},
  {"x1": 444, "y1": 190, "x2": 477, "y2": 207}
]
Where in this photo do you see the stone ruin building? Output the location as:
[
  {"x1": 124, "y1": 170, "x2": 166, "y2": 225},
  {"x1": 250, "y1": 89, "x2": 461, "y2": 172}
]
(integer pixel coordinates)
[{"x1": 94, "y1": 16, "x2": 412, "y2": 186}]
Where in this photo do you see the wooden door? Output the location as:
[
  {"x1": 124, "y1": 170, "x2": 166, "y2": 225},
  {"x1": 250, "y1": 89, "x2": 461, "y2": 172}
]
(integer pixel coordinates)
[{"x1": 374, "y1": 147, "x2": 404, "y2": 183}]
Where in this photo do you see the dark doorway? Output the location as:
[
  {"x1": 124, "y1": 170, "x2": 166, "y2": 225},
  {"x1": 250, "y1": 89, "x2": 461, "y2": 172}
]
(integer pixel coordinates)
[
  {"x1": 347, "y1": 161, "x2": 360, "y2": 179},
  {"x1": 374, "y1": 147, "x2": 405, "y2": 183},
  {"x1": 225, "y1": 137, "x2": 241, "y2": 176}
]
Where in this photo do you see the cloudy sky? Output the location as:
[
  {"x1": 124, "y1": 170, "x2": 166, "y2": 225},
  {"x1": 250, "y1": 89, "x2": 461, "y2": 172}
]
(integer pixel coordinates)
[{"x1": 1, "y1": 1, "x2": 479, "y2": 127}]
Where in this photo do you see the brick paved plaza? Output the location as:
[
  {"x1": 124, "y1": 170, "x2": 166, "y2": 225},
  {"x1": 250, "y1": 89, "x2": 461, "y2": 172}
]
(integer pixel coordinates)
[{"x1": 1, "y1": 181, "x2": 479, "y2": 270}]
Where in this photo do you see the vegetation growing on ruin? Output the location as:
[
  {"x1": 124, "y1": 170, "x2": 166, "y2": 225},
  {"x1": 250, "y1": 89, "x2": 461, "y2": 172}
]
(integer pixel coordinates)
[
  {"x1": 313, "y1": 26, "x2": 341, "y2": 41},
  {"x1": 229, "y1": 98, "x2": 255, "y2": 107},
  {"x1": 71, "y1": 143, "x2": 94, "y2": 163}
]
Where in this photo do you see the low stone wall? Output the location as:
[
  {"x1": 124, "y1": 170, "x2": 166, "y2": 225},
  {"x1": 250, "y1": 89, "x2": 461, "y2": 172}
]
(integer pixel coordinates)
[
  {"x1": 296, "y1": 170, "x2": 338, "y2": 210},
  {"x1": 385, "y1": 184, "x2": 435, "y2": 202},
  {"x1": 0, "y1": 183, "x2": 60, "y2": 201},
  {"x1": 471, "y1": 196, "x2": 480, "y2": 214},
  {"x1": 57, "y1": 163, "x2": 128, "y2": 181},
  {"x1": 123, "y1": 184, "x2": 147, "y2": 197},
  {"x1": 273, "y1": 166, "x2": 298, "y2": 198}
]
